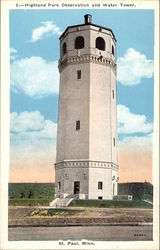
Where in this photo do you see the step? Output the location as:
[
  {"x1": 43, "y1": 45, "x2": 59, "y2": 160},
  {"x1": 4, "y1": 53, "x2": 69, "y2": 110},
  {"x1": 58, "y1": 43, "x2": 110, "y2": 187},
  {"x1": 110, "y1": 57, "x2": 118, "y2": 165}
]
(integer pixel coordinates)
[{"x1": 51, "y1": 197, "x2": 74, "y2": 208}]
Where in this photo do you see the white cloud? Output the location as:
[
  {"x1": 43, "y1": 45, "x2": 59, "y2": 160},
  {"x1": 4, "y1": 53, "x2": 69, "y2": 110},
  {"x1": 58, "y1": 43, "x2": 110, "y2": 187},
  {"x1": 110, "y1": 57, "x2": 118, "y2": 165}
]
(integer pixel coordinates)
[
  {"x1": 10, "y1": 48, "x2": 18, "y2": 61},
  {"x1": 118, "y1": 133, "x2": 153, "y2": 151},
  {"x1": 117, "y1": 48, "x2": 154, "y2": 85},
  {"x1": 29, "y1": 21, "x2": 62, "y2": 43},
  {"x1": 10, "y1": 111, "x2": 57, "y2": 140},
  {"x1": 11, "y1": 111, "x2": 45, "y2": 133},
  {"x1": 10, "y1": 111, "x2": 57, "y2": 163},
  {"x1": 10, "y1": 56, "x2": 59, "y2": 98},
  {"x1": 10, "y1": 111, "x2": 57, "y2": 169},
  {"x1": 10, "y1": 48, "x2": 17, "y2": 54},
  {"x1": 117, "y1": 104, "x2": 153, "y2": 134}
]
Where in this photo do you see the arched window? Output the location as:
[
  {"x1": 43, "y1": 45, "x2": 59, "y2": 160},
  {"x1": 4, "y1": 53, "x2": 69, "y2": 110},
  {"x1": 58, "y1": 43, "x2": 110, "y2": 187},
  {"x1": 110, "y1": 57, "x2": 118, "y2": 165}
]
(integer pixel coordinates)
[
  {"x1": 96, "y1": 37, "x2": 105, "y2": 51},
  {"x1": 112, "y1": 45, "x2": 114, "y2": 55},
  {"x1": 62, "y1": 42, "x2": 66, "y2": 55},
  {"x1": 75, "y1": 36, "x2": 84, "y2": 49}
]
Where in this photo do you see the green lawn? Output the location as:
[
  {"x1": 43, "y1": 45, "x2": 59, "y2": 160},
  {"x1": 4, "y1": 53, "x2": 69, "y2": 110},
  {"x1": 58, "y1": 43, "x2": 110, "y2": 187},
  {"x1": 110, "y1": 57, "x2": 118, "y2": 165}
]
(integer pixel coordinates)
[{"x1": 69, "y1": 199, "x2": 152, "y2": 208}]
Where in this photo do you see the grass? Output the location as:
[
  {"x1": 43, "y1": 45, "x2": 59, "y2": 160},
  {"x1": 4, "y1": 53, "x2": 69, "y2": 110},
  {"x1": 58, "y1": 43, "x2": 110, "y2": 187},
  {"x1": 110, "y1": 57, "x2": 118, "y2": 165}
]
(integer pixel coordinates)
[
  {"x1": 8, "y1": 182, "x2": 153, "y2": 206},
  {"x1": 69, "y1": 199, "x2": 153, "y2": 208}
]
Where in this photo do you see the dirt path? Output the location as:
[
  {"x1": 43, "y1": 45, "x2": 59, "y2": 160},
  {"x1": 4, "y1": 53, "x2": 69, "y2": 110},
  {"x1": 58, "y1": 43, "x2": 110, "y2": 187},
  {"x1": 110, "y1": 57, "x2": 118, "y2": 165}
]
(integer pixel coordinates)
[{"x1": 9, "y1": 207, "x2": 153, "y2": 225}]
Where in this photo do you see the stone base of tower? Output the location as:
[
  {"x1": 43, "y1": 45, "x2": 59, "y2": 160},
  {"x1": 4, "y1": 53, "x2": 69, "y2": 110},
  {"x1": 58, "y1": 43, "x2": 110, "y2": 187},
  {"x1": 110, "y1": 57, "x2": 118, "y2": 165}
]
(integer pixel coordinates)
[{"x1": 55, "y1": 160, "x2": 118, "y2": 200}]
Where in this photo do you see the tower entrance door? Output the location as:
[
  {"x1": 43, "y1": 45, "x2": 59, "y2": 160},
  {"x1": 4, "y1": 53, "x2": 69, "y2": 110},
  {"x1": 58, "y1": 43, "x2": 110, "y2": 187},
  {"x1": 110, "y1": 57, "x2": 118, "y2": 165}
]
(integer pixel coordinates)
[{"x1": 74, "y1": 181, "x2": 80, "y2": 194}]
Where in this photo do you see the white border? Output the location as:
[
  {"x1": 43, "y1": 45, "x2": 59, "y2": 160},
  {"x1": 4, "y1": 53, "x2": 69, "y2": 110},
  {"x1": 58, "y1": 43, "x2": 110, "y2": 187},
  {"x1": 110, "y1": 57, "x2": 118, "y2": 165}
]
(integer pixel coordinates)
[{"x1": 0, "y1": 0, "x2": 159, "y2": 249}]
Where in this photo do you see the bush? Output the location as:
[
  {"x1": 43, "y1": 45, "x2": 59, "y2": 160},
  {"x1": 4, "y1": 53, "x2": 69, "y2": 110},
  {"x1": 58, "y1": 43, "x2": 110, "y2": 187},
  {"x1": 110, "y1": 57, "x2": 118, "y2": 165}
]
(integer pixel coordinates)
[
  {"x1": 8, "y1": 183, "x2": 55, "y2": 205},
  {"x1": 9, "y1": 199, "x2": 51, "y2": 206},
  {"x1": 69, "y1": 199, "x2": 153, "y2": 208}
]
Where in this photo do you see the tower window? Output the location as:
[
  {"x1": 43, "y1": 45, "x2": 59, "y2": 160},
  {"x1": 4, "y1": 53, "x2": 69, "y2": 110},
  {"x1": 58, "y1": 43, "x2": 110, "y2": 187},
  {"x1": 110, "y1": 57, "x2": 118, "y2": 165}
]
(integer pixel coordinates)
[
  {"x1": 96, "y1": 37, "x2": 105, "y2": 51},
  {"x1": 112, "y1": 90, "x2": 114, "y2": 99},
  {"x1": 58, "y1": 182, "x2": 61, "y2": 190},
  {"x1": 75, "y1": 36, "x2": 84, "y2": 49},
  {"x1": 98, "y1": 196, "x2": 103, "y2": 200},
  {"x1": 98, "y1": 181, "x2": 103, "y2": 190},
  {"x1": 77, "y1": 70, "x2": 81, "y2": 79},
  {"x1": 76, "y1": 120, "x2": 80, "y2": 130},
  {"x1": 113, "y1": 137, "x2": 115, "y2": 147},
  {"x1": 112, "y1": 45, "x2": 114, "y2": 55},
  {"x1": 62, "y1": 42, "x2": 66, "y2": 55}
]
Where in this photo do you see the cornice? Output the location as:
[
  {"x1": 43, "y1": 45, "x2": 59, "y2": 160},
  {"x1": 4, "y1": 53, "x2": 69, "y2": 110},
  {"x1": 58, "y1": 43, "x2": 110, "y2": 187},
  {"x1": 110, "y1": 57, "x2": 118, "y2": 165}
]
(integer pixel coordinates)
[
  {"x1": 58, "y1": 54, "x2": 116, "y2": 73},
  {"x1": 55, "y1": 160, "x2": 118, "y2": 171}
]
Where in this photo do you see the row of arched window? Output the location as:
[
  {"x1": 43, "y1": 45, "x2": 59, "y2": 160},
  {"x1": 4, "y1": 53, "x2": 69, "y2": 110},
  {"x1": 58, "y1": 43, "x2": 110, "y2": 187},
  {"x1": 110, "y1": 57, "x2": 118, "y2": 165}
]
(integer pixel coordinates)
[{"x1": 62, "y1": 36, "x2": 115, "y2": 56}]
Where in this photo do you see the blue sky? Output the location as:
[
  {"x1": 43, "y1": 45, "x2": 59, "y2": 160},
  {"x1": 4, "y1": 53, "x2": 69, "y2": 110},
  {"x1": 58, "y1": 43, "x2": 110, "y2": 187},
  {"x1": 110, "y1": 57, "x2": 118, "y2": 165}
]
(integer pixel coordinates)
[
  {"x1": 9, "y1": 9, "x2": 154, "y2": 182},
  {"x1": 10, "y1": 9, "x2": 154, "y2": 121}
]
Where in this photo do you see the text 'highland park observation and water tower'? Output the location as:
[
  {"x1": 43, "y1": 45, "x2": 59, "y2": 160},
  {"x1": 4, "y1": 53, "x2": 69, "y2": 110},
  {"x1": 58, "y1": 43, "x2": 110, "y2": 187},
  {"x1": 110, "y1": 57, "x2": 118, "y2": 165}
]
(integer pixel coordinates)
[{"x1": 55, "y1": 14, "x2": 118, "y2": 200}]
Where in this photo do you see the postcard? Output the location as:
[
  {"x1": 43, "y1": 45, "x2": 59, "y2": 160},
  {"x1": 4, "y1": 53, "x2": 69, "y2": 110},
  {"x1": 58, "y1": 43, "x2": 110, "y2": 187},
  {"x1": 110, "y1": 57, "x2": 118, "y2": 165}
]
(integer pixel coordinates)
[{"x1": 0, "y1": 0, "x2": 159, "y2": 249}]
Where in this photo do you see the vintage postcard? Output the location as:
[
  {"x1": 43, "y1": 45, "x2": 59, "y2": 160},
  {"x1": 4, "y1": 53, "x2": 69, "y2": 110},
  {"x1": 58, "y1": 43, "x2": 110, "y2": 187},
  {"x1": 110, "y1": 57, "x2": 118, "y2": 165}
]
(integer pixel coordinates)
[{"x1": 0, "y1": 0, "x2": 159, "y2": 249}]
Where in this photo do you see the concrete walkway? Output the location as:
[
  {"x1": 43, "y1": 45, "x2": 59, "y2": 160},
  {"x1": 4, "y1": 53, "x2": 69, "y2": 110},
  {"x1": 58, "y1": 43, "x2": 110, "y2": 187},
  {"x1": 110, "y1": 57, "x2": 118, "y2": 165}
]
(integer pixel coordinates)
[{"x1": 9, "y1": 225, "x2": 153, "y2": 241}]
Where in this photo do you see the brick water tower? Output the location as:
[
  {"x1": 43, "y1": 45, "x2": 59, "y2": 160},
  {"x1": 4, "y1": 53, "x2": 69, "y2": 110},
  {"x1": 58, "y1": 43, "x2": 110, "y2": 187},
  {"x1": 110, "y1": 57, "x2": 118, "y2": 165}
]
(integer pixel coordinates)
[{"x1": 55, "y1": 15, "x2": 118, "y2": 200}]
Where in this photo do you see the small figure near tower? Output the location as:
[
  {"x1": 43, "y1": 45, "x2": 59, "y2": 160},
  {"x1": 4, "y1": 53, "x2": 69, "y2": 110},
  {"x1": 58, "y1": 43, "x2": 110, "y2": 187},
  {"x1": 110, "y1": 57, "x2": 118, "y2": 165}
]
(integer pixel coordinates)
[{"x1": 55, "y1": 15, "x2": 118, "y2": 200}]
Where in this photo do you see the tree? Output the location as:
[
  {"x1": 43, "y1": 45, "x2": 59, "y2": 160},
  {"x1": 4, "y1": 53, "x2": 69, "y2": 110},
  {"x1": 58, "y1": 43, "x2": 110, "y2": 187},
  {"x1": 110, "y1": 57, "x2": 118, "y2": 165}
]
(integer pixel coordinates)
[
  {"x1": 20, "y1": 192, "x2": 25, "y2": 198},
  {"x1": 28, "y1": 190, "x2": 33, "y2": 199}
]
